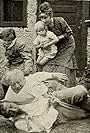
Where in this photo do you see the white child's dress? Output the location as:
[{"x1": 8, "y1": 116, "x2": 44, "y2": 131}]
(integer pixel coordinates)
[{"x1": 35, "y1": 31, "x2": 58, "y2": 59}]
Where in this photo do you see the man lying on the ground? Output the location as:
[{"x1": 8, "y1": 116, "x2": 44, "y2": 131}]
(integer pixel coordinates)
[{"x1": 0, "y1": 69, "x2": 90, "y2": 133}]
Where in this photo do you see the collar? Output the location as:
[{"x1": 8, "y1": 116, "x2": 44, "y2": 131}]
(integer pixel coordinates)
[
  {"x1": 48, "y1": 18, "x2": 54, "y2": 28},
  {"x1": 7, "y1": 38, "x2": 17, "y2": 50},
  {"x1": 51, "y1": 18, "x2": 54, "y2": 23}
]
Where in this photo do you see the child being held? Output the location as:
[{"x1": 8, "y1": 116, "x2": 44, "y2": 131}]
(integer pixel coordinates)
[{"x1": 34, "y1": 21, "x2": 59, "y2": 66}]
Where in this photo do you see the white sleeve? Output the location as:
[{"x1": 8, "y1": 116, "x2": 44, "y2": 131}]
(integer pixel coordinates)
[
  {"x1": 5, "y1": 86, "x2": 18, "y2": 102},
  {"x1": 32, "y1": 72, "x2": 53, "y2": 82}
]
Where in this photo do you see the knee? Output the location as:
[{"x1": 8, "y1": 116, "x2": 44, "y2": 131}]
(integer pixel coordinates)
[
  {"x1": 15, "y1": 118, "x2": 28, "y2": 132},
  {"x1": 72, "y1": 85, "x2": 88, "y2": 104},
  {"x1": 76, "y1": 85, "x2": 88, "y2": 94}
]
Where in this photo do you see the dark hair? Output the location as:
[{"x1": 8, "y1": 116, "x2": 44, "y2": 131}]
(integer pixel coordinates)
[
  {"x1": 39, "y1": 2, "x2": 51, "y2": 13},
  {"x1": 0, "y1": 101, "x2": 25, "y2": 118},
  {"x1": 0, "y1": 29, "x2": 16, "y2": 40},
  {"x1": 39, "y1": 2, "x2": 53, "y2": 17},
  {"x1": 0, "y1": 102, "x2": 10, "y2": 118}
]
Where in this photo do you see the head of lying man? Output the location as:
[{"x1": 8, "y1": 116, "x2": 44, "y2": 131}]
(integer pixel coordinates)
[{"x1": 1, "y1": 69, "x2": 26, "y2": 94}]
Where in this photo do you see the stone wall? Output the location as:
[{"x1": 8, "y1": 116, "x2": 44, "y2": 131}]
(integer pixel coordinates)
[
  {"x1": 0, "y1": 0, "x2": 37, "y2": 51},
  {"x1": 87, "y1": 27, "x2": 90, "y2": 65},
  {"x1": 0, "y1": 0, "x2": 37, "y2": 73},
  {"x1": 0, "y1": 0, "x2": 90, "y2": 72}
]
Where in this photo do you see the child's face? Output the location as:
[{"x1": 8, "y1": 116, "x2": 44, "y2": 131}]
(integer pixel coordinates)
[
  {"x1": 37, "y1": 28, "x2": 46, "y2": 37},
  {"x1": 3, "y1": 33, "x2": 15, "y2": 49},
  {"x1": 3, "y1": 33, "x2": 14, "y2": 42}
]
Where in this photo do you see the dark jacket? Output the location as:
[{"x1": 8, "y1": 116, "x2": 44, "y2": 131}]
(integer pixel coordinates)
[
  {"x1": 48, "y1": 17, "x2": 75, "y2": 52},
  {"x1": 4, "y1": 38, "x2": 33, "y2": 74}
]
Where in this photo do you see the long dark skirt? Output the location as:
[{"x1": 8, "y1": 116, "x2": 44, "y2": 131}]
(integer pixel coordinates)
[{"x1": 43, "y1": 45, "x2": 77, "y2": 87}]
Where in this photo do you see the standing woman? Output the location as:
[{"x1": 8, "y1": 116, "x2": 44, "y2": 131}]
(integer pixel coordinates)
[{"x1": 39, "y1": 2, "x2": 77, "y2": 87}]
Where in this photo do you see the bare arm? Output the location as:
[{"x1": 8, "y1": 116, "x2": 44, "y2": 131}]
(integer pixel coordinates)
[
  {"x1": 43, "y1": 31, "x2": 59, "y2": 48},
  {"x1": 44, "y1": 37, "x2": 59, "y2": 48},
  {"x1": 35, "y1": 43, "x2": 43, "y2": 49},
  {"x1": 34, "y1": 36, "x2": 42, "y2": 49}
]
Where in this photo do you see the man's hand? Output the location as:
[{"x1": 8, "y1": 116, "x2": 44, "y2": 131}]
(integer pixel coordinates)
[
  {"x1": 48, "y1": 95, "x2": 60, "y2": 108},
  {"x1": 52, "y1": 73, "x2": 68, "y2": 83},
  {"x1": 43, "y1": 94, "x2": 60, "y2": 104},
  {"x1": 4, "y1": 102, "x2": 19, "y2": 117}
]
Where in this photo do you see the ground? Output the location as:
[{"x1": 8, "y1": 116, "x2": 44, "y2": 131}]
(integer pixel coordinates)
[
  {"x1": 0, "y1": 116, "x2": 90, "y2": 133},
  {"x1": 51, "y1": 119, "x2": 90, "y2": 133}
]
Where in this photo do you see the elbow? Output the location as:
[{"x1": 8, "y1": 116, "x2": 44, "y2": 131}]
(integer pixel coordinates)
[
  {"x1": 55, "y1": 37, "x2": 59, "y2": 43},
  {"x1": 35, "y1": 45, "x2": 39, "y2": 49},
  {"x1": 57, "y1": 37, "x2": 59, "y2": 42},
  {"x1": 35, "y1": 46, "x2": 38, "y2": 48}
]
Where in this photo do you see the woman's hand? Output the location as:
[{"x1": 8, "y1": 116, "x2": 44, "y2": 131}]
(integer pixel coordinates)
[{"x1": 43, "y1": 43, "x2": 49, "y2": 48}]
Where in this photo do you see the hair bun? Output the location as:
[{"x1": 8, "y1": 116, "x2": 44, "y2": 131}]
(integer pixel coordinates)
[{"x1": 39, "y1": 2, "x2": 51, "y2": 13}]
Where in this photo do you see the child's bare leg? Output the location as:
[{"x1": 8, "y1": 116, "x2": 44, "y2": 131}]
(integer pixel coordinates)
[
  {"x1": 36, "y1": 56, "x2": 43, "y2": 64},
  {"x1": 36, "y1": 56, "x2": 44, "y2": 72},
  {"x1": 39, "y1": 57, "x2": 49, "y2": 66}
]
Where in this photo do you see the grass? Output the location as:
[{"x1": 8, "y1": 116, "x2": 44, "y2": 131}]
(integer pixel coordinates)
[{"x1": 0, "y1": 115, "x2": 90, "y2": 133}]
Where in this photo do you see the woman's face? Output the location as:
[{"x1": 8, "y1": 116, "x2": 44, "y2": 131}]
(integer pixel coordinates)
[{"x1": 41, "y1": 15, "x2": 51, "y2": 25}]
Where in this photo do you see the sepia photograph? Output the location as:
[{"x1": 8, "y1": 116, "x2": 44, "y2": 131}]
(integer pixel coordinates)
[{"x1": 0, "y1": 0, "x2": 90, "y2": 133}]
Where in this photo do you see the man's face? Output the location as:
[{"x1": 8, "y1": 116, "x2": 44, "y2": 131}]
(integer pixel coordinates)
[{"x1": 10, "y1": 78, "x2": 25, "y2": 93}]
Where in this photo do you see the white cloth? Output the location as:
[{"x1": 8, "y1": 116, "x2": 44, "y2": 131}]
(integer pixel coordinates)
[
  {"x1": 5, "y1": 72, "x2": 59, "y2": 132},
  {"x1": 34, "y1": 31, "x2": 58, "y2": 59},
  {"x1": 14, "y1": 96, "x2": 58, "y2": 133}
]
